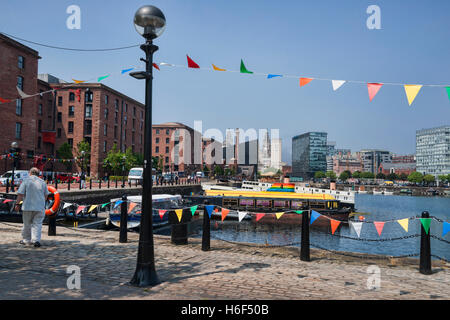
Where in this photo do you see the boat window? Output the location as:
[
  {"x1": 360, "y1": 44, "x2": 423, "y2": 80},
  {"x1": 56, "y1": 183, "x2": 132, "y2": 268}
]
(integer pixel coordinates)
[
  {"x1": 256, "y1": 200, "x2": 271, "y2": 208},
  {"x1": 291, "y1": 201, "x2": 303, "y2": 209},
  {"x1": 273, "y1": 200, "x2": 289, "y2": 208},
  {"x1": 239, "y1": 199, "x2": 254, "y2": 207},
  {"x1": 224, "y1": 199, "x2": 239, "y2": 207}
]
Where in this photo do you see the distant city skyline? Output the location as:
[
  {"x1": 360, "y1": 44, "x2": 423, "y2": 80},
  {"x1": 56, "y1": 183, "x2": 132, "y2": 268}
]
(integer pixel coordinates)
[{"x1": 1, "y1": 1, "x2": 449, "y2": 164}]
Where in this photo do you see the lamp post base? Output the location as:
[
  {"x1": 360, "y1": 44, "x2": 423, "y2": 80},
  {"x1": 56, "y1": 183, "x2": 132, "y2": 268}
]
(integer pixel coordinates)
[{"x1": 130, "y1": 265, "x2": 161, "y2": 287}]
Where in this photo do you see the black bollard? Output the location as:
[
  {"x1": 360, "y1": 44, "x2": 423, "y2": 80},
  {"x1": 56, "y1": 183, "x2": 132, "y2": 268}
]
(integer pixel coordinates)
[
  {"x1": 202, "y1": 201, "x2": 211, "y2": 251},
  {"x1": 107, "y1": 177, "x2": 110, "y2": 189},
  {"x1": 115, "y1": 178, "x2": 118, "y2": 188},
  {"x1": 300, "y1": 208, "x2": 311, "y2": 262},
  {"x1": 89, "y1": 178, "x2": 92, "y2": 190},
  {"x1": 419, "y1": 211, "x2": 432, "y2": 275},
  {"x1": 99, "y1": 178, "x2": 101, "y2": 189},
  {"x1": 170, "y1": 208, "x2": 191, "y2": 245},
  {"x1": 6, "y1": 179, "x2": 9, "y2": 193},
  {"x1": 119, "y1": 195, "x2": 128, "y2": 243},
  {"x1": 55, "y1": 179, "x2": 58, "y2": 190},
  {"x1": 68, "y1": 177, "x2": 71, "y2": 190},
  {"x1": 48, "y1": 214, "x2": 57, "y2": 236}
]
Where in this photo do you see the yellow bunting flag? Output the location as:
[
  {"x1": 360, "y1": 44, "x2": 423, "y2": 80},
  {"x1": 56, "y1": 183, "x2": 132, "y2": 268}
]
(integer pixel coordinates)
[
  {"x1": 128, "y1": 202, "x2": 137, "y2": 213},
  {"x1": 397, "y1": 218, "x2": 409, "y2": 232},
  {"x1": 212, "y1": 64, "x2": 226, "y2": 71},
  {"x1": 275, "y1": 212, "x2": 285, "y2": 220},
  {"x1": 88, "y1": 205, "x2": 97, "y2": 213},
  {"x1": 175, "y1": 209, "x2": 183, "y2": 222},
  {"x1": 72, "y1": 79, "x2": 86, "y2": 84},
  {"x1": 404, "y1": 85, "x2": 423, "y2": 106}
]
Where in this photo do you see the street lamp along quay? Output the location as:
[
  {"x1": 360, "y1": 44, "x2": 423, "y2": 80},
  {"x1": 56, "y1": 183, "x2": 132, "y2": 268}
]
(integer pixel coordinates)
[
  {"x1": 129, "y1": 5, "x2": 166, "y2": 287},
  {"x1": 10, "y1": 142, "x2": 18, "y2": 192}
]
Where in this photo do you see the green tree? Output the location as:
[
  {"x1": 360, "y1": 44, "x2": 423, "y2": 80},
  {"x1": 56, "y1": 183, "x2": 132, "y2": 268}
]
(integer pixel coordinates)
[
  {"x1": 214, "y1": 165, "x2": 224, "y2": 176},
  {"x1": 314, "y1": 171, "x2": 326, "y2": 179},
  {"x1": 339, "y1": 171, "x2": 350, "y2": 181},
  {"x1": 352, "y1": 171, "x2": 361, "y2": 179},
  {"x1": 376, "y1": 173, "x2": 386, "y2": 179},
  {"x1": 123, "y1": 147, "x2": 138, "y2": 172},
  {"x1": 423, "y1": 174, "x2": 435, "y2": 185},
  {"x1": 75, "y1": 140, "x2": 91, "y2": 173},
  {"x1": 326, "y1": 171, "x2": 337, "y2": 180},
  {"x1": 399, "y1": 173, "x2": 408, "y2": 181},
  {"x1": 203, "y1": 165, "x2": 210, "y2": 176},
  {"x1": 361, "y1": 171, "x2": 375, "y2": 179},
  {"x1": 56, "y1": 142, "x2": 73, "y2": 171},
  {"x1": 387, "y1": 172, "x2": 398, "y2": 181},
  {"x1": 407, "y1": 171, "x2": 423, "y2": 184},
  {"x1": 102, "y1": 143, "x2": 123, "y2": 175}
]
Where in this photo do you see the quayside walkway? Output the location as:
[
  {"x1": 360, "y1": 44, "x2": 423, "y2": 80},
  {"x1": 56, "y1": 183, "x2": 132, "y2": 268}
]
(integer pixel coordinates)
[{"x1": 0, "y1": 223, "x2": 448, "y2": 300}]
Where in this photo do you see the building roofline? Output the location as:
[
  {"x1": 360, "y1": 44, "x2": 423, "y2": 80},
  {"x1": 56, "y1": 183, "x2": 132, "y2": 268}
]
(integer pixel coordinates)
[{"x1": 0, "y1": 33, "x2": 40, "y2": 58}]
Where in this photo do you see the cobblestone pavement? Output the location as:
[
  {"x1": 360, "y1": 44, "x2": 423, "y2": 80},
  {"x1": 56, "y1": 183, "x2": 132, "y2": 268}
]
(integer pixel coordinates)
[{"x1": 0, "y1": 222, "x2": 448, "y2": 300}]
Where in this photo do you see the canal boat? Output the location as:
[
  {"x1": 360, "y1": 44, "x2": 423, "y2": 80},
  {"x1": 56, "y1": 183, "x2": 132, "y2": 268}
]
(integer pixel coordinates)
[{"x1": 107, "y1": 194, "x2": 183, "y2": 229}]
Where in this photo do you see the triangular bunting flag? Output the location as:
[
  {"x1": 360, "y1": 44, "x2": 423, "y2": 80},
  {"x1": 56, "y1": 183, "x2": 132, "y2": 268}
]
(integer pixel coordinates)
[
  {"x1": 275, "y1": 212, "x2": 284, "y2": 220},
  {"x1": 187, "y1": 55, "x2": 200, "y2": 68},
  {"x1": 3, "y1": 199, "x2": 13, "y2": 203},
  {"x1": 114, "y1": 200, "x2": 123, "y2": 209},
  {"x1": 240, "y1": 59, "x2": 253, "y2": 74},
  {"x1": 330, "y1": 219, "x2": 341, "y2": 235},
  {"x1": 205, "y1": 205, "x2": 215, "y2": 218},
  {"x1": 121, "y1": 68, "x2": 134, "y2": 74},
  {"x1": 72, "y1": 79, "x2": 86, "y2": 84},
  {"x1": 310, "y1": 210, "x2": 321, "y2": 225},
  {"x1": 0, "y1": 97, "x2": 12, "y2": 103},
  {"x1": 97, "y1": 75, "x2": 110, "y2": 82},
  {"x1": 159, "y1": 209, "x2": 167, "y2": 220},
  {"x1": 238, "y1": 211, "x2": 247, "y2": 222},
  {"x1": 159, "y1": 62, "x2": 173, "y2": 66},
  {"x1": 443, "y1": 222, "x2": 450, "y2": 237},
  {"x1": 76, "y1": 206, "x2": 85, "y2": 215},
  {"x1": 212, "y1": 64, "x2": 226, "y2": 71},
  {"x1": 128, "y1": 202, "x2": 137, "y2": 213},
  {"x1": 63, "y1": 202, "x2": 73, "y2": 209},
  {"x1": 175, "y1": 209, "x2": 183, "y2": 222},
  {"x1": 397, "y1": 218, "x2": 409, "y2": 232},
  {"x1": 404, "y1": 85, "x2": 423, "y2": 106},
  {"x1": 446, "y1": 87, "x2": 450, "y2": 102},
  {"x1": 331, "y1": 80, "x2": 346, "y2": 91},
  {"x1": 190, "y1": 205, "x2": 198, "y2": 216},
  {"x1": 367, "y1": 83, "x2": 383, "y2": 101},
  {"x1": 152, "y1": 63, "x2": 160, "y2": 70},
  {"x1": 350, "y1": 221, "x2": 363, "y2": 237},
  {"x1": 101, "y1": 202, "x2": 110, "y2": 209},
  {"x1": 299, "y1": 77, "x2": 313, "y2": 87},
  {"x1": 221, "y1": 208, "x2": 230, "y2": 221},
  {"x1": 88, "y1": 205, "x2": 98, "y2": 213},
  {"x1": 373, "y1": 221, "x2": 385, "y2": 236},
  {"x1": 255, "y1": 213, "x2": 265, "y2": 222},
  {"x1": 420, "y1": 218, "x2": 432, "y2": 234},
  {"x1": 17, "y1": 87, "x2": 33, "y2": 99},
  {"x1": 295, "y1": 210, "x2": 303, "y2": 215},
  {"x1": 267, "y1": 74, "x2": 282, "y2": 79}
]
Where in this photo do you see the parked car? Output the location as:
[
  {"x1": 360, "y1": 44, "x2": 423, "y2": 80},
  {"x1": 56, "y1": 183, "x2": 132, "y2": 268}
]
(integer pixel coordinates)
[
  {"x1": 56, "y1": 173, "x2": 80, "y2": 183},
  {"x1": 0, "y1": 170, "x2": 29, "y2": 186},
  {"x1": 128, "y1": 167, "x2": 144, "y2": 185}
]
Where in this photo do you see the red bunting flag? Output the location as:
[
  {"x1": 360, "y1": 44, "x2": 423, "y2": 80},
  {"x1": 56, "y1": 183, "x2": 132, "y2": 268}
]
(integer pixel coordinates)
[
  {"x1": 0, "y1": 97, "x2": 12, "y2": 103},
  {"x1": 255, "y1": 213, "x2": 265, "y2": 222},
  {"x1": 221, "y1": 208, "x2": 230, "y2": 221},
  {"x1": 152, "y1": 63, "x2": 160, "y2": 70},
  {"x1": 373, "y1": 221, "x2": 385, "y2": 236},
  {"x1": 3, "y1": 199, "x2": 13, "y2": 203},
  {"x1": 76, "y1": 206, "x2": 86, "y2": 215},
  {"x1": 330, "y1": 219, "x2": 341, "y2": 235},
  {"x1": 187, "y1": 55, "x2": 200, "y2": 68},
  {"x1": 367, "y1": 83, "x2": 383, "y2": 101},
  {"x1": 299, "y1": 78, "x2": 313, "y2": 87},
  {"x1": 159, "y1": 209, "x2": 167, "y2": 220}
]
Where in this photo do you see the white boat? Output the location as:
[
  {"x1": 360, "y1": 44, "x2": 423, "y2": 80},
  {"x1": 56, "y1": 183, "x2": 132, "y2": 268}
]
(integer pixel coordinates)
[
  {"x1": 108, "y1": 194, "x2": 183, "y2": 228},
  {"x1": 372, "y1": 190, "x2": 384, "y2": 195}
]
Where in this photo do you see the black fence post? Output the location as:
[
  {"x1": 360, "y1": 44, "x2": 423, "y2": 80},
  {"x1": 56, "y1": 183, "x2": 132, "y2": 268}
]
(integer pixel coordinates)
[
  {"x1": 115, "y1": 178, "x2": 118, "y2": 188},
  {"x1": 107, "y1": 176, "x2": 110, "y2": 189},
  {"x1": 89, "y1": 178, "x2": 92, "y2": 190},
  {"x1": 119, "y1": 195, "x2": 127, "y2": 243},
  {"x1": 170, "y1": 208, "x2": 191, "y2": 245},
  {"x1": 5, "y1": 179, "x2": 9, "y2": 193},
  {"x1": 55, "y1": 178, "x2": 58, "y2": 190},
  {"x1": 202, "y1": 200, "x2": 211, "y2": 251},
  {"x1": 300, "y1": 207, "x2": 311, "y2": 262},
  {"x1": 68, "y1": 177, "x2": 71, "y2": 190},
  {"x1": 48, "y1": 214, "x2": 57, "y2": 236},
  {"x1": 419, "y1": 211, "x2": 432, "y2": 275},
  {"x1": 99, "y1": 177, "x2": 101, "y2": 189}
]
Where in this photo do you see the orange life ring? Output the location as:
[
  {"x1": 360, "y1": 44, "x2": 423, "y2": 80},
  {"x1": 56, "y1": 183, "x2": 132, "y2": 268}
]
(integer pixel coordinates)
[{"x1": 45, "y1": 186, "x2": 61, "y2": 216}]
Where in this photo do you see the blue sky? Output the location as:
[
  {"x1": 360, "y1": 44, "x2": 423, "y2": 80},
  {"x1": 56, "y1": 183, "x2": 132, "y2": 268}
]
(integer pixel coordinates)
[{"x1": 1, "y1": 0, "x2": 449, "y2": 164}]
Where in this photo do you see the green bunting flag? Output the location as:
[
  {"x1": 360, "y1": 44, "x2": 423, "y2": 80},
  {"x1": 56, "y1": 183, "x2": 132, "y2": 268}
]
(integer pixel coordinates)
[
  {"x1": 101, "y1": 202, "x2": 110, "y2": 209},
  {"x1": 240, "y1": 59, "x2": 253, "y2": 74},
  {"x1": 190, "y1": 205, "x2": 198, "y2": 216},
  {"x1": 446, "y1": 87, "x2": 450, "y2": 102},
  {"x1": 97, "y1": 75, "x2": 110, "y2": 82},
  {"x1": 295, "y1": 210, "x2": 303, "y2": 214},
  {"x1": 420, "y1": 218, "x2": 432, "y2": 234}
]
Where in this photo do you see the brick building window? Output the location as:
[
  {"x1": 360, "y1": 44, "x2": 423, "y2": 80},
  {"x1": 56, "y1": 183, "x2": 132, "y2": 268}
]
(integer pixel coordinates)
[
  {"x1": 132, "y1": 118, "x2": 135, "y2": 129},
  {"x1": 57, "y1": 128, "x2": 61, "y2": 138},
  {"x1": 57, "y1": 112, "x2": 62, "y2": 122},
  {"x1": 17, "y1": 76, "x2": 23, "y2": 90},
  {"x1": 156, "y1": 129, "x2": 160, "y2": 134},
  {"x1": 166, "y1": 129, "x2": 170, "y2": 135},
  {"x1": 124, "y1": 116, "x2": 127, "y2": 126},
  {"x1": 38, "y1": 104, "x2": 42, "y2": 115},
  {"x1": 104, "y1": 124, "x2": 107, "y2": 136},
  {"x1": 166, "y1": 138, "x2": 169, "y2": 144},
  {"x1": 156, "y1": 137, "x2": 159, "y2": 143},
  {"x1": 103, "y1": 141, "x2": 107, "y2": 152},
  {"x1": 114, "y1": 126, "x2": 118, "y2": 139},
  {"x1": 37, "y1": 136, "x2": 41, "y2": 149},
  {"x1": 132, "y1": 132, "x2": 135, "y2": 143},
  {"x1": 85, "y1": 104, "x2": 92, "y2": 118},
  {"x1": 114, "y1": 112, "x2": 118, "y2": 124},
  {"x1": 105, "y1": 95, "x2": 109, "y2": 105},
  {"x1": 15, "y1": 123, "x2": 22, "y2": 139},
  {"x1": 85, "y1": 91, "x2": 93, "y2": 103},
  {"x1": 84, "y1": 120, "x2": 92, "y2": 135},
  {"x1": 68, "y1": 138, "x2": 73, "y2": 147},
  {"x1": 68, "y1": 106, "x2": 75, "y2": 117},
  {"x1": 114, "y1": 99, "x2": 119, "y2": 111},
  {"x1": 165, "y1": 156, "x2": 169, "y2": 163},
  {"x1": 155, "y1": 146, "x2": 159, "y2": 153},
  {"x1": 68, "y1": 121, "x2": 74, "y2": 133},
  {"x1": 165, "y1": 146, "x2": 169, "y2": 153},
  {"x1": 69, "y1": 92, "x2": 75, "y2": 101},
  {"x1": 18, "y1": 56, "x2": 25, "y2": 69},
  {"x1": 38, "y1": 120, "x2": 42, "y2": 132},
  {"x1": 58, "y1": 96, "x2": 62, "y2": 106},
  {"x1": 16, "y1": 99, "x2": 22, "y2": 116},
  {"x1": 133, "y1": 107, "x2": 136, "y2": 117},
  {"x1": 124, "y1": 103, "x2": 127, "y2": 113},
  {"x1": 104, "y1": 108, "x2": 108, "y2": 119}
]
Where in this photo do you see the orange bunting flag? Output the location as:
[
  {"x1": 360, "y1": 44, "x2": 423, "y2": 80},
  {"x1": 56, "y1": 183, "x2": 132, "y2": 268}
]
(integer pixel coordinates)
[
  {"x1": 330, "y1": 219, "x2": 341, "y2": 235},
  {"x1": 72, "y1": 79, "x2": 86, "y2": 84},
  {"x1": 367, "y1": 83, "x2": 383, "y2": 101},
  {"x1": 373, "y1": 221, "x2": 385, "y2": 236},
  {"x1": 299, "y1": 77, "x2": 313, "y2": 87},
  {"x1": 159, "y1": 209, "x2": 167, "y2": 220},
  {"x1": 221, "y1": 208, "x2": 230, "y2": 221},
  {"x1": 255, "y1": 213, "x2": 265, "y2": 222},
  {"x1": 212, "y1": 64, "x2": 226, "y2": 71},
  {"x1": 128, "y1": 202, "x2": 137, "y2": 213}
]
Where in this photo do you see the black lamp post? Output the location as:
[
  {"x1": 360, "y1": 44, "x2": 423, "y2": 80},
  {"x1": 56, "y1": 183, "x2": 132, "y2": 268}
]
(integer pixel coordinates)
[
  {"x1": 10, "y1": 142, "x2": 18, "y2": 192},
  {"x1": 129, "y1": 5, "x2": 166, "y2": 287},
  {"x1": 122, "y1": 155, "x2": 126, "y2": 188}
]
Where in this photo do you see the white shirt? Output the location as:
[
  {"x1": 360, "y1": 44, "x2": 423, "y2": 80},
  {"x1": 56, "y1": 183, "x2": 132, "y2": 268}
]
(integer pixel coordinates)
[{"x1": 17, "y1": 175, "x2": 50, "y2": 212}]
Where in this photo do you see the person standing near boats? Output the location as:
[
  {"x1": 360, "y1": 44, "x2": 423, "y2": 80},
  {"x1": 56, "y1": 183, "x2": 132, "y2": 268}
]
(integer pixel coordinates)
[{"x1": 15, "y1": 167, "x2": 50, "y2": 248}]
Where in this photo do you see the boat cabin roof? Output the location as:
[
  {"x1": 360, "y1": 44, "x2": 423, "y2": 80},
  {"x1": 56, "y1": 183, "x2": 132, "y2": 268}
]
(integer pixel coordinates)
[{"x1": 110, "y1": 194, "x2": 182, "y2": 204}]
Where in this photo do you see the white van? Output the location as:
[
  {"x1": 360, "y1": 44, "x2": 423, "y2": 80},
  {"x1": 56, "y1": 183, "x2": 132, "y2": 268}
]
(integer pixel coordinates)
[
  {"x1": 128, "y1": 167, "x2": 144, "y2": 185},
  {"x1": 196, "y1": 171, "x2": 205, "y2": 178},
  {"x1": 0, "y1": 170, "x2": 29, "y2": 186}
]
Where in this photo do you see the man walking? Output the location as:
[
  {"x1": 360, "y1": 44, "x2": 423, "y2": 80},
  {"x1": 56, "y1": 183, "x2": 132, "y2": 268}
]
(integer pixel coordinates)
[{"x1": 15, "y1": 168, "x2": 49, "y2": 247}]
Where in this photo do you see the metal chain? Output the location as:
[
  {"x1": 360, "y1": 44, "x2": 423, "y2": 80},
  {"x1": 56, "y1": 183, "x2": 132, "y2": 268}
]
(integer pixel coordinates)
[
  {"x1": 430, "y1": 235, "x2": 450, "y2": 245},
  {"x1": 210, "y1": 234, "x2": 301, "y2": 248},
  {"x1": 431, "y1": 255, "x2": 450, "y2": 263}
]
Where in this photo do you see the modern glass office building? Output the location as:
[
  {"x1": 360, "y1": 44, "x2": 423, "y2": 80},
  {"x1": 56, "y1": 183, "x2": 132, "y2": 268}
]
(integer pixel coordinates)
[
  {"x1": 416, "y1": 125, "x2": 450, "y2": 177},
  {"x1": 292, "y1": 132, "x2": 327, "y2": 180}
]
